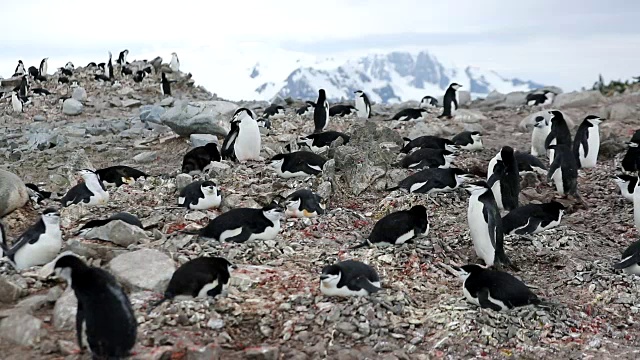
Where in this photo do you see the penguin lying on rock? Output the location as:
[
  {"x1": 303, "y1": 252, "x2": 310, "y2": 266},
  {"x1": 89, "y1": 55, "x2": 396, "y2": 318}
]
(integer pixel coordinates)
[
  {"x1": 320, "y1": 260, "x2": 381, "y2": 297},
  {"x1": 351, "y1": 205, "x2": 428, "y2": 249}
]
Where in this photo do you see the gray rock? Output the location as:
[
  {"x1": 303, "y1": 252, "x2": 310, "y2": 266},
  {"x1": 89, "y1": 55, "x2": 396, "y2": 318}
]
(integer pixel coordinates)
[
  {"x1": 160, "y1": 100, "x2": 237, "y2": 137},
  {"x1": 83, "y1": 220, "x2": 149, "y2": 247},
  {"x1": 33, "y1": 115, "x2": 46, "y2": 122},
  {"x1": 108, "y1": 249, "x2": 175, "y2": 292},
  {"x1": 53, "y1": 288, "x2": 77, "y2": 330},
  {"x1": 504, "y1": 91, "x2": 528, "y2": 106},
  {"x1": 62, "y1": 98, "x2": 84, "y2": 116},
  {"x1": 458, "y1": 91, "x2": 471, "y2": 106},
  {"x1": 140, "y1": 105, "x2": 167, "y2": 124},
  {"x1": 190, "y1": 134, "x2": 219, "y2": 147},
  {"x1": 176, "y1": 173, "x2": 193, "y2": 192},
  {"x1": 27, "y1": 132, "x2": 56, "y2": 151},
  {"x1": 122, "y1": 99, "x2": 142, "y2": 108},
  {"x1": 454, "y1": 109, "x2": 487, "y2": 123},
  {"x1": 117, "y1": 87, "x2": 134, "y2": 96},
  {"x1": 608, "y1": 103, "x2": 635, "y2": 121},
  {"x1": 14, "y1": 295, "x2": 49, "y2": 314},
  {"x1": 133, "y1": 151, "x2": 158, "y2": 163},
  {"x1": 0, "y1": 169, "x2": 29, "y2": 217},
  {"x1": 72, "y1": 87, "x2": 87, "y2": 102},
  {"x1": 243, "y1": 346, "x2": 279, "y2": 360},
  {"x1": 553, "y1": 90, "x2": 605, "y2": 108},
  {"x1": 159, "y1": 96, "x2": 174, "y2": 107},
  {"x1": 207, "y1": 162, "x2": 231, "y2": 178},
  {"x1": 0, "y1": 276, "x2": 25, "y2": 303},
  {"x1": 0, "y1": 313, "x2": 46, "y2": 346}
]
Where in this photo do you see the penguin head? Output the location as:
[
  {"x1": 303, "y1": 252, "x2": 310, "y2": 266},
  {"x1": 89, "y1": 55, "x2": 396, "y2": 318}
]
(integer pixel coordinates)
[
  {"x1": 161, "y1": 72, "x2": 167, "y2": 80},
  {"x1": 210, "y1": 256, "x2": 236, "y2": 275},
  {"x1": 200, "y1": 181, "x2": 218, "y2": 196},
  {"x1": 354, "y1": 90, "x2": 364, "y2": 97},
  {"x1": 549, "y1": 110, "x2": 563, "y2": 121},
  {"x1": 443, "y1": 150, "x2": 457, "y2": 162},
  {"x1": 500, "y1": 146, "x2": 515, "y2": 159},
  {"x1": 408, "y1": 205, "x2": 428, "y2": 218},
  {"x1": 41, "y1": 208, "x2": 61, "y2": 225},
  {"x1": 318, "y1": 89, "x2": 326, "y2": 101},
  {"x1": 52, "y1": 253, "x2": 87, "y2": 284},
  {"x1": 124, "y1": 49, "x2": 129, "y2": 56},
  {"x1": 269, "y1": 154, "x2": 286, "y2": 169},
  {"x1": 533, "y1": 116, "x2": 547, "y2": 128},
  {"x1": 450, "y1": 83, "x2": 462, "y2": 90},
  {"x1": 464, "y1": 181, "x2": 489, "y2": 194},
  {"x1": 547, "y1": 201, "x2": 567, "y2": 214},
  {"x1": 18, "y1": 60, "x2": 23, "y2": 64},
  {"x1": 232, "y1": 108, "x2": 254, "y2": 122},
  {"x1": 262, "y1": 203, "x2": 285, "y2": 221},
  {"x1": 452, "y1": 264, "x2": 486, "y2": 280},
  {"x1": 585, "y1": 115, "x2": 604, "y2": 125},
  {"x1": 320, "y1": 264, "x2": 342, "y2": 286},
  {"x1": 285, "y1": 196, "x2": 302, "y2": 215}
]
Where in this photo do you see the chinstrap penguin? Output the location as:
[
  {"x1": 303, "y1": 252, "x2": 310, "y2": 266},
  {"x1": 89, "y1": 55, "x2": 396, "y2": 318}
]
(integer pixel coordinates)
[
  {"x1": 298, "y1": 131, "x2": 350, "y2": 153},
  {"x1": 613, "y1": 240, "x2": 640, "y2": 275},
  {"x1": 11, "y1": 91, "x2": 23, "y2": 113},
  {"x1": 452, "y1": 131, "x2": 483, "y2": 151},
  {"x1": 387, "y1": 168, "x2": 472, "y2": 194},
  {"x1": 502, "y1": 201, "x2": 565, "y2": 235},
  {"x1": 296, "y1": 101, "x2": 315, "y2": 116},
  {"x1": 613, "y1": 174, "x2": 637, "y2": 202},
  {"x1": 515, "y1": 152, "x2": 547, "y2": 175},
  {"x1": 269, "y1": 151, "x2": 327, "y2": 178},
  {"x1": 531, "y1": 115, "x2": 551, "y2": 156},
  {"x1": 313, "y1": 89, "x2": 330, "y2": 133},
  {"x1": 14, "y1": 60, "x2": 26, "y2": 75},
  {"x1": 526, "y1": 90, "x2": 555, "y2": 106},
  {"x1": 320, "y1": 260, "x2": 381, "y2": 297},
  {"x1": 178, "y1": 180, "x2": 222, "y2": 210},
  {"x1": 329, "y1": 104, "x2": 357, "y2": 117},
  {"x1": 545, "y1": 110, "x2": 572, "y2": 163},
  {"x1": 182, "y1": 142, "x2": 221, "y2": 174},
  {"x1": 60, "y1": 169, "x2": 109, "y2": 207},
  {"x1": 389, "y1": 108, "x2": 428, "y2": 121},
  {"x1": 622, "y1": 130, "x2": 640, "y2": 172},
  {"x1": 96, "y1": 165, "x2": 148, "y2": 187},
  {"x1": 354, "y1": 90, "x2": 371, "y2": 119},
  {"x1": 399, "y1": 148, "x2": 456, "y2": 169},
  {"x1": 196, "y1": 203, "x2": 285, "y2": 243},
  {"x1": 25, "y1": 183, "x2": 54, "y2": 204},
  {"x1": 284, "y1": 189, "x2": 326, "y2": 218},
  {"x1": 438, "y1": 83, "x2": 462, "y2": 119},
  {"x1": 351, "y1": 205, "x2": 429, "y2": 249},
  {"x1": 263, "y1": 104, "x2": 285, "y2": 119},
  {"x1": 573, "y1": 115, "x2": 605, "y2": 168},
  {"x1": 170, "y1": 52, "x2": 180, "y2": 72},
  {"x1": 117, "y1": 49, "x2": 129, "y2": 65},
  {"x1": 547, "y1": 144, "x2": 581, "y2": 201},
  {"x1": 400, "y1": 136, "x2": 457, "y2": 154},
  {"x1": 420, "y1": 95, "x2": 438, "y2": 108},
  {"x1": 487, "y1": 146, "x2": 520, "y2": 211},
  {"x1": 221, "y1": 108, "x2": 261, "y2": 162},
  {"x1": 39, "y1": 57, "x2": 48, "y2": 77},
  {"x1": 161, "y1": 72, "x2": 171, "y2": 96}
]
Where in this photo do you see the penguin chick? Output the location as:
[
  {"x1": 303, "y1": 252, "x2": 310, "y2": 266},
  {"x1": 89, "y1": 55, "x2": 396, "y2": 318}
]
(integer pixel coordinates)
[
  {"x1": 182, "y1": 142, "x2": 221, "y2": 174},
  {"x1": 502, "y1": 201, "x2": 565, "y2": 235},
  {"x1": 269, "y1": 151, "x2": 327, "y2": 178},
  {"x1": 198, "y1": 203, "x2": 285, "y2": 243},
  {"x1": 351, "y1": 205, "x2": 428, "y2": 249},
  {"x1": 178, "y1": 180, "x2": 222, "y2": 210},
  {"x1": 452, "y1": 131, "x2": 483, "y2": 151},
  {"x1": 320, "y1": 260, "x2": 381, "y2": 297},
  {"x1": 95, "y1": 165, "x2": 148, "y2": 187},
  {"x1": 453, "y1": 264, "x2": 540, "y2": 311},
  {"x1": 47, "y1": 254, "x2": 137, "y2": 359},
  {"x1": 0, "y1": 208, "x2": 62, "y2": 270},
  {"x1": 285, "y1": 189, "x2": 325, "y2": 218},
  {"x1": 60, "y1": 169, "x2": 109, "y2": 207}
]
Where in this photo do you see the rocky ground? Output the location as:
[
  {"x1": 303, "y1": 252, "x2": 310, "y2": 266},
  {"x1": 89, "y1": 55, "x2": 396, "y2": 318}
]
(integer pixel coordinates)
[{"x1": 1, "y1": 65, "x2": 640, "y2": 359}]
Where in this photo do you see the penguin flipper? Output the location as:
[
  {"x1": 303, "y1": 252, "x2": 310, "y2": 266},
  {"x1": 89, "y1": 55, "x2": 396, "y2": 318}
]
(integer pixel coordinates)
[
  {"x1": 613, "y1": 252, "x2": 640, "y2": 269},
  {"x1": 75, "y1": 301, "x2": 85, "y2": 349},
  {"x1": 225, "y1": 227, "x2": 252, "y2": 243},
  {"x1": 514, "y1": 218, "x2": 542, "y2": 235},
  {"x1": 477, "y1": 288, "x2": 503, "y2": 311},
  {"x1": 547, "y1": 156, "x2": 561, "y2": 182},
  {"x1": 352, "y1": 276, "x2": 381, "y2": 294}
]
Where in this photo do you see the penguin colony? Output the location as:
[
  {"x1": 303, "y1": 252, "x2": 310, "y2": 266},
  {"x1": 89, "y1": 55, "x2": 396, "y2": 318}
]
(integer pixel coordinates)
[{"x1": 0, "y1": 50, "x2": 638, "y2": 357}]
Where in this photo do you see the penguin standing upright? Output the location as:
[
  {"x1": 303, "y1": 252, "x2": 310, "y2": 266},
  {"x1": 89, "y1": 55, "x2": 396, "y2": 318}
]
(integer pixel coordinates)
[
  {"x1": 573, "y1": 115, "x2": 605, "y2": 168},
  {"x1": 351, "y1": 205, "x2": 429, "y2": 248},
  {"x1": 60, "y1": 169, "x2": 109, "y2": 207},
  {"x1": 487, "y1": 146, "x2": 520, "y2": 211},
  {"x1": 0, "y1": 208, "x2": 62, "y2": 270},
  {"x1": 453, "y1": 264, "x2": 540, "y2": 311},
  {"x1": 547, "y1": 144, "x2": 581, "y2": 201},
  {"x1": 39, "y1": 57, "x2": 48, "y2": 77},
  {"x1": 313, "y1": 89, "x2": 330, "y2": 133},
  {"x1": 633, "y1": 178, "x2": 640, "y2": 231},
  {"x1": 320, "y1": 260, "x2": 381, "y2": 297},
  {"x1": 46, "y1": 254, "x2": 137, "y2": 359},
  {"x1": 353, "y1": 90, "x2": 371, "y2": 119},
  {"x1": 170, "y1": 52, "x2": 180, "y2": 72},
  {"x1": 105, "y1": 52, "x2": 113, "y2": 79},
  {"x1": 161, "y1": 72, "x2": 171, "y2": 96},
  {"x1": 14, "y1": 60, "x2": 25, "y2": 75},
  {"x1": 117, "y1": 49, "x2": 129, "y2": 65},
  {"x1": 531, "y1": 115, "x2": 551, "y2": 156},
  {"x1": 221, "y1": 108, "x2": 261, "y2": 162},
  {"x1": 622, "y1": 130, "x2": 640, "y2": 173},
  {"x1": 465, "y1": 181, "x2": 516, "y2": 270},
  {"x1": 11, "y1": 91, "x2": 23, "y2": 113},
  {"x1": 438, "y1": 83, "x2": 462, "y2": 119},
  {"x1": 545, "y1": 110, "x2": 572, "y2": 162}
]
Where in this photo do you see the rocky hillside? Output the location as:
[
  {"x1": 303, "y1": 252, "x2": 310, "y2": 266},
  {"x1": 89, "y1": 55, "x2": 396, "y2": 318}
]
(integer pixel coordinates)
[{"x1": 0, "y1": 61, "x2": 640, "y2": 359}]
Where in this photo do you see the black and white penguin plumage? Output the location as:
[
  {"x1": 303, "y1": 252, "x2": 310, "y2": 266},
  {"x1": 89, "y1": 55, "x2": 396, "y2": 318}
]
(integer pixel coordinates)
[
  {"x1": 269, "y1": 151, "x2": 327, "y2": 178},
  {"x1": 613, "y1": 240, "x2": 640, "y2": 275},
  {"x1": 105, "y1": 52, "x2": 113, "y2": 79},
  {"x1": 420, "y1": 95, "x2": 438, "y2": 108},
  {"x1": 221, "y1": 108, "x2": 261, "y2": 162},
  {"x1": 452, "y1": 131, "x2": 483, "y2": 151},
  {"x1": 25, "y1": 183, "x2": 54, "y2": 204},
  {"x1": 60, "y1": 170, "x2": 109, "y2": 207},
  {"x1": 547, "y1": 144, "x2": 579, "y2": 199},
  {"x1": 531, "y1": 115, "x2": 551, "y2": 156},
  {"x1": 182, "y1": 142, "x2": 221, "y2": 174},
  {"x1": 39, "y1": 57, "x2": 48, "y2": 76},
  {"x1": 573, "y1": 115, "x2": 605, "y2": 168},
  {"x1": 18, "y1": 75, "x2": 28, "y2": 97},
  {"x1": 613, "y1": 174, "x2": 637, "y2": 202},
  {"x1": 263, "y1": 104, "x2": 285, "y2": 119},
  {"x1": 58, "y1": 76, "x2": 70, "y2": 84},
  {"x1": 389, "y1": 108, "x2": 428, "y2": 121},
  {"x1": 515, "y1": 151, "x2": 547, "y2": 175},
  {"x1": 117, "y1": 49, "x2": 129, "y2": 65},
  {"x1": 14, "y1": 60, "x2": 25, "y2": 75},
  {"x1": 32, "y1": 88, "x2": 51, "y2": 96},
  {"x1": 502, "y1": 201, "x2": 565, "y2": 235},
  {"x1": 313, "y1": 89, "x2": 330, "y2": 133},
  {"x1": 296, "y1": 101, "x2": 315, "y2": 116},
  {"x1": 76, "y1": 212, "x2": 143, "y2": 236},
  {"x1": 121, "y1": 66, "x2": 133, "y2": 76},
  {"x1": 545, "y1": 110, "x2": 572, "y2": 162},
  {"x1": 198, "y1": 203, "x2": 285, "y2": 242},
  {"x1": 526, "y1": 90, "x2": 555, "y2": 106},
  {"x1": 465, "y1": 181, "x2": 516, "y2": 270},
  {"x1": 28, "y1": 66, "x2": 39, "y2": 77},
  {"x1": 48, "y1": 254, "x2": 137, "y2": 358},
  {"x1": 133, "y1": 70, "x2": 146, "y2": 83},
  {"x1": 0, "y1": 208, "x2": 62, "y2": 270},
  {"x1": 150, "y1": 56, "x2": 163, "y2": 73},
  {"x1": 399, "y1": 148, "x2": 456, "y2": 169},
  {"x1": 256, "y1": 117, "x2": 271, "y2": 129},
  {"x1": 486, "y1": 146, "x2": 520, "y2": 211},
  {"x1": 622, "y1": 130, "x2": 640, "y2": 173},
  {"x1": 453, "y1": 264, "x2": 540, "y2": 311},
  {"x1": 11, "y1": 91, "x2": 23, "y2": 113},
  {"x1": 354, "y1": 90, "x2": 371, "y2": 119},
  {"x1": 387, "y1": 168, "x2": 472, "y2": 194},
  {"x1": 170, "y1": 52, "x2": 180, "y2": 72},
  {"x1": 298, "y1": 131, "x2": 350, "y2": 153},
  {"x1": 439, "y1": 83, "x2": 462, "y2": 119},
  {"x1": 151, "y1": 257, "x2": 235, "y2": 309},
  {"x1": 329, "y1": 104, "x2": 357, "y2": 117},
  {"x1": 284, "y1": 189, "x2": 325, "y2": 218},
  {"x1": 96, "y1": 165, "x2": 148, "y2": 187},
  {"x1": 178, "y1": 180, "x2": 222, "y2": 210},
  {"x1": 400, "y1": 136, "x2": 457, "y2": 154},
  {"x1": 161, "y1": 72, "x2": 171, "y2": 96},
  {"x1": 320, "y1": 260, "x2": 381, "y2": 297},
  {"x1": 60, "y1": 68, "x2": 73, "y2": 77},
  {"x1": 64, "y1": 62, "x2": 75, "y2": 71},
  {"x1": 351, "y1": 205, "x2": 429, "y2": 248},
  {"x1": 634, "y1": 178, "x2": 640, "y2": 231}
]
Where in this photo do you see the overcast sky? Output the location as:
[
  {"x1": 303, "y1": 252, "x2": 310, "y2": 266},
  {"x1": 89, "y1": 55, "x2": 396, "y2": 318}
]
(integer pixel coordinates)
[{"x1": 1, "y1": 0, "x2": 638, "y2": 93}]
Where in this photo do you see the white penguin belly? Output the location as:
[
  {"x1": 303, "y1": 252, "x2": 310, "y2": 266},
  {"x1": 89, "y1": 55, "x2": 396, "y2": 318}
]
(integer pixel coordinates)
[
  {"x1": 355, "y1": 97, "x2": 367, "y2": 118},
  {"x1": 531, "y1": 126, "x2": 550, "y2": 156},
  {"x1": 547, "y1": 138, "x2": 556, "y2": 164},
  {"x1": 196, "y1": 279, "x2": 220, "y2": 298},
  {"x1": 450, "y1": 100, "x2": 457, "y2": 115},
  {"x1": 219, "y1": 228, "x2": 243, "y2": 242},
  {"x1": 12, "y1": 96, "x2": 22, "y2": 113},
  {"x1": 487, "y1": 156, "x2": 498, "y2": 181},
  {"x1": 491, "y1": 181, "x2": 504, "y2": 211},
  {"x1": 235, "y1": 120, "x2": 261, "y2": 162},
  {"x1": 468, "y1": 196, "x2": 495, "y2": 266},
  {"x1": 14, "y1": 232, "x2": 62, "y2": 270},
  {"x1": 551, "y1": 168, "x2": 564, "y2": 195},
  {"x1": 462, "y1": 140, "x2": 483, "y2": 151},
  {"x1": 538, "y1": 216, "x2": 562, "y2": 233},
  {"x1": 634, "y1": 190, "x2": 640, "y2": 230},
  {"x1": 190, "y1": 194, "x2": 222, "y2": 210},
  {"x1": 248, "y1": 220, "x2": 281, "y2": 241},
  {"x1": 581, "y1": 128, "x2": 599, "y2": 168},
  {"x1": 276, "y1": 167, "x2": 310, "y2": 178},
  {"x1": 85, "y1": 181, "x2": 109, "y2": 206}
]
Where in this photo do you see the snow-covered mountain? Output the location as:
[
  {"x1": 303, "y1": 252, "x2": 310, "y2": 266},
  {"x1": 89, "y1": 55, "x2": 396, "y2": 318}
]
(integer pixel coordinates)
[{"x1": 253, "y1": 51, "x2": 544, "y2": 104}]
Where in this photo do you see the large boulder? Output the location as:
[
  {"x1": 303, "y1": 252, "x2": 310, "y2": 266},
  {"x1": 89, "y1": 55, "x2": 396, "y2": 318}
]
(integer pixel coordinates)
[
  {"x1": 0, "y1": 169, "x2": 29, "y2": 217},
  {"x1": 160, "y1": 100, "x2": 237, "y2": 137},
  {"x1": 72, "y1": 87, "x2": 87, "y2": 102},
  {"x1": 504, "y1": 91, "x2": 528, "y2": 106},
  {"x1": 108, "y1": 249, "x2": 175, "y2": 292},
  {"x1": 458, "y1": 91, "x2": 472, "y2": 106},
  {"x1": 0, "y1": 313, "x2": 46, "y2": 346},
  {"x1": 606, "y1": 103, "x2": 636, "y2": 121},
  {"x1": 62, "y1": 98, "x2": 83, "y2": 116},
  {"x1": 553, "y1": 90, "x2": 605, "y2": 108},
  {"x1": 83, "y1": 220, "x2": 149, "y2": 247},
  {"x1": 53, "y1": 288, "x2": 77, "y2": 330},
  {"x1": 139, "y1": 105, "x2": 166, "y2": 124}
]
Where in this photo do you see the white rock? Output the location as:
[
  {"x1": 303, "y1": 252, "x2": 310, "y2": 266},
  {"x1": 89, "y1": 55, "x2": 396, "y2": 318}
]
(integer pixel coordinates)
[
  {"x1": 0, "y1": 313, "x2": 46, "y2": 346},
  {"x1": 0, "y1": 169, "x2": 29, "y2": 217},
  {"x1": 190, "y1": 134, "x2": 219, "y2": 147},
  {"x1": 53, "y1": 288, "x2": 77, "y2": 330},
  {"x1": 176, "y1": 173, "x2": 193, "y2": 192},
  {"x1": 62, "y1": 98, "x2": 83, "y2": 116},
  {"x1": 504, "y1": 91, "x2": 528, "y2": 106},
  {"x1": 83, "y1": 220, "x2": 149, "y2": 247},
  {"x1": 454, "y1": 109, "x2": 487, "y2": 123},
  {"x1": 108, "y1": 249, "x2": 175, "y2": 292},
  {"x1": 71, "y1": 87, "x2": 87, "y2": 102},
  {"x1": 553, "y1": 90, "x2": 605, "y2": 108},
  {"x1": 133, "y1": 151, "x2": 158, "y2": 163},
  {"x1": 122, "y1": 99, "x2": 142, "y2": 108},
  {"x1": 160, "y1": 100, "x2": 236, "y2": 137}
]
